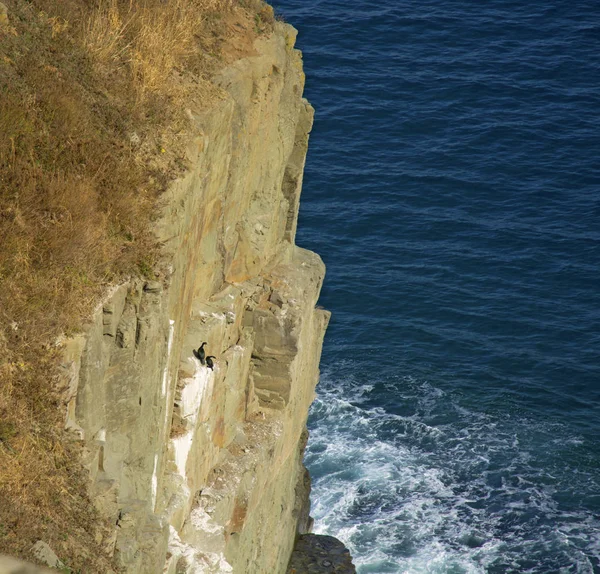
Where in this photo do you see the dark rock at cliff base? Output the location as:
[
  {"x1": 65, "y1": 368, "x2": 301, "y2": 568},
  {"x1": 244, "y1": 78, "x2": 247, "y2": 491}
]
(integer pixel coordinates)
[{"x1": 287, "y1": 534, "x2": 356, "y2": 574}]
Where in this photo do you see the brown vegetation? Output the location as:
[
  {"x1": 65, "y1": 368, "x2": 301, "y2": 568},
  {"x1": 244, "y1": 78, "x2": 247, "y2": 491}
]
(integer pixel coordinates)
[{"x1": 0, "y1": 0, "x2": 273, "y2": 569}]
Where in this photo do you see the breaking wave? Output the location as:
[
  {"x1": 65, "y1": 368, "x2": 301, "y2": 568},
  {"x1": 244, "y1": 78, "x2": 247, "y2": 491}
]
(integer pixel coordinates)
[{"x1": 306, "y1": 365, "x2": 600, "y2": 573}]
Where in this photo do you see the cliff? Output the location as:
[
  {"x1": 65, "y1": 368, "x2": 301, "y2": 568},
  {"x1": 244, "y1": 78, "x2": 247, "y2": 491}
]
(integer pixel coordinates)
[{"x1": 53, "y1": 21, "x2": 330, "y2": 574}]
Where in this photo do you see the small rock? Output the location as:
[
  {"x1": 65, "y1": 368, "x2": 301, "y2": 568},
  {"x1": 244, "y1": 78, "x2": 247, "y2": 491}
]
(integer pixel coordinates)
[
  {"x1": 129, "y1": 132, "x2": 141, "y2": 147},
  {"x1": 31, "y1": 541, "x2": 65, "y2": 569},
  {"x1": 286, "y1": 534, "x2": 356, "y2": 573}
]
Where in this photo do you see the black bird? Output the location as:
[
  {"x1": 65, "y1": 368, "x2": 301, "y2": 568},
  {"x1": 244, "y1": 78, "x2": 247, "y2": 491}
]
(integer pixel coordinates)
[
  {"x1": 193, "y1": 342, "x2": 207, "y2": 365},
  {"x1": 206, "y1": 356, "x2": 216, "y2": 371}
]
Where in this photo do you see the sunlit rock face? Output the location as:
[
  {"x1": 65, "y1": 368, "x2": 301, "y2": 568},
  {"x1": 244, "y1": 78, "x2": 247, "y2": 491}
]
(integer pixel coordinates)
[{"x1": 60, "y1": 22, "x2": 330, "y2": 574}]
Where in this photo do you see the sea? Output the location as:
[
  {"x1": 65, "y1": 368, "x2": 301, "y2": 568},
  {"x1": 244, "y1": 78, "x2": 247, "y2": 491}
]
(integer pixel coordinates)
[{"x1": 269, "y1": 1, "x2": 600, "y2": 572}]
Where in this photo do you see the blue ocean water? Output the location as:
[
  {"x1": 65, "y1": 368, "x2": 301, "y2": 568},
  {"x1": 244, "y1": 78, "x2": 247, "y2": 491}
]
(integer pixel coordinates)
[{"x1": 271, "y1": 1, "x2": 600, "y2": 572}]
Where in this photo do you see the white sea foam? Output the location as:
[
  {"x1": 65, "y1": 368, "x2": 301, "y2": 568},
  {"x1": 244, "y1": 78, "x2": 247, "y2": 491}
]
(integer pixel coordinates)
[{"x1": 307, "y1": 368, "x2": 600, "y2": 574}]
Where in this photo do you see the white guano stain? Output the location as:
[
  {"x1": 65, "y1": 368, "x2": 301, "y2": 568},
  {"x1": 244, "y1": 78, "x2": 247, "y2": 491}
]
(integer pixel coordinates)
[
  {"x1": 167, "y1": 526, "x2": 233, "y2": 574},
  {"x1": 190, "y1": 506, "x2": 224, "y2": 534},
  {"x1": 180, "y1": 362, "x2": 212, "y2": 419},
  {"x1": 151, "y1": 453, "x2": 159, "y2": 510},
  {"x1": 171, "y1": 359, "x2": 214, "y2": 481},
  {"x1": 162, "y1": 319, "x2": 176, "y2": 397},
  {"x1": 152, "y1": 319, "x2": 175, "y2": 511},
  {"x1": 173, "y1": 430, "x2": 194, "y2": 480}
]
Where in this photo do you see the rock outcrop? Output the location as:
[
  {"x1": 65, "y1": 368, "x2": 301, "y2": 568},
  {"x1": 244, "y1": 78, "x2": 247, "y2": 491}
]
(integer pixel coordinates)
[
  {"x1": 55, "y1": 21, "x2": 332, "y2": 574},
  {"x1": 287, "y1": 535, "x2": 357, "y2": 574}
]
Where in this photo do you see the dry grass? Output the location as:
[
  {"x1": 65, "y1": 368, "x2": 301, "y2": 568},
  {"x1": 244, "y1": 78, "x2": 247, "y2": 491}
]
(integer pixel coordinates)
[
  {"x1": 131, "y1": 0, "x2": 227, "y2": 96},
  {"x1": 85, "y1": 0, "x2": 132, "y2": 65},
  {"x1": 0, "y1": 0, "x2": 273, "y2": 569},
  {"x1": 85, "y1": 0, "x2": 229, "y2": 97}
]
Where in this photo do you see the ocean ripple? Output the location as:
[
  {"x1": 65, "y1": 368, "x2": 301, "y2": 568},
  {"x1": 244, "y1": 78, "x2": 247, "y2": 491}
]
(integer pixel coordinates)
[{"x1": 272, "y1": 0, "x2": 600, "y2": 570}]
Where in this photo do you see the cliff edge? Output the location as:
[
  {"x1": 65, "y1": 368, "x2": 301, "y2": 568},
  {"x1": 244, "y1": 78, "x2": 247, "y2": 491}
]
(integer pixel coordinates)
[
  {"x1": 0, "y1": 1, "x2": 358, "y2": 570},
  {"x1": 59, "y1": 21, "x2": 329, "y2": 574}
]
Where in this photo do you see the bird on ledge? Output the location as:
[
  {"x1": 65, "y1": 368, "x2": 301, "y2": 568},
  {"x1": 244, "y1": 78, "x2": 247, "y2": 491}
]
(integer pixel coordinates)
[
  {"x1": 206, "y1": 356, "x2": 216, "y2": 371},
  {"x1": 193, "y1": 342, "x2": 207, "y2": 365}
]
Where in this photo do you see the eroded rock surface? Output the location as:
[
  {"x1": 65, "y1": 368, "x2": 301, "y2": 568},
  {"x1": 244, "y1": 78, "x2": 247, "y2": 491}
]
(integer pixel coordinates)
[{"x1": 58, "y1": 21, "x2": 335, "y2": 574}]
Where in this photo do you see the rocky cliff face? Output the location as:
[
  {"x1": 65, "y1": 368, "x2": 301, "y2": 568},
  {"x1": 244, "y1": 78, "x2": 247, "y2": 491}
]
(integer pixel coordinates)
[{"x1": 59, "y1": 22, "x2": 330, "y2": 574}]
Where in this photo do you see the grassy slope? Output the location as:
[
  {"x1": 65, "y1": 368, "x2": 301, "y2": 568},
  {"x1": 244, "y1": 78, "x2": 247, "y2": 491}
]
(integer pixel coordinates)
[{"x1": 0, "y1": 0, "x2": 274, "y2": 570}]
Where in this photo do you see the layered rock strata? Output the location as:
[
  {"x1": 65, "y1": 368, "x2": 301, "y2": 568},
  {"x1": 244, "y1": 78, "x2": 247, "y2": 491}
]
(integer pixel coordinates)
[{"x1": 58, "y1": 22, "x2": 331, "y2": 574}]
